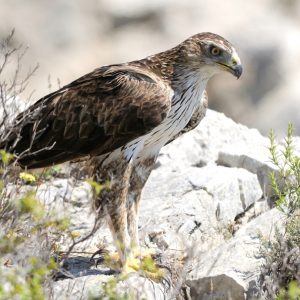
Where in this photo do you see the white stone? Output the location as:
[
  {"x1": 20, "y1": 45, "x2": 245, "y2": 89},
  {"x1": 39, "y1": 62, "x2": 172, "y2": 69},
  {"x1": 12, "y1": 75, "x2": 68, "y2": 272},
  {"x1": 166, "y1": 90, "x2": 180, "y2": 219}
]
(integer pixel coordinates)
[{"x1": 187, "y1": 209, "x2": 285, "y2": 299}]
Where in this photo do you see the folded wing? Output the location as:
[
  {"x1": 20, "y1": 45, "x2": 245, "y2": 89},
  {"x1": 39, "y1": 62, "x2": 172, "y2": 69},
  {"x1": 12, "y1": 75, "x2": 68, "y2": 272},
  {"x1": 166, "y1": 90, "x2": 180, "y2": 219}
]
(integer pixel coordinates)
[{"x1": 0, "y1": 65, "x2": 172, "y2": 168}]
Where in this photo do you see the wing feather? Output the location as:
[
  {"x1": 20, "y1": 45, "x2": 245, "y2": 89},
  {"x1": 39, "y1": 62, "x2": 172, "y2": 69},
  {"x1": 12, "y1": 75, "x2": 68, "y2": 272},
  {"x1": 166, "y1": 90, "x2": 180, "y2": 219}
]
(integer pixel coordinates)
[{"x1": 1, "y1": 65, "x2": 172, "y2": 168}]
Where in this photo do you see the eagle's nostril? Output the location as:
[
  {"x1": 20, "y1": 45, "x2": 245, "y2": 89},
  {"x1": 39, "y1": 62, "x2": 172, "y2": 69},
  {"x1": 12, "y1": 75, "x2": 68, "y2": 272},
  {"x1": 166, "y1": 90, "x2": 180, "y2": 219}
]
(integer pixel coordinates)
[{"x1": 232, "y1": 59, "x2": 237, "y2": 66}]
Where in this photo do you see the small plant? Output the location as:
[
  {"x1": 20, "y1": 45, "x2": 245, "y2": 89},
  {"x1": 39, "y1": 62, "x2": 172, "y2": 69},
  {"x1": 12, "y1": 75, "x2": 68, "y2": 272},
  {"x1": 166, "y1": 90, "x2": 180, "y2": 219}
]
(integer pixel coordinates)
[
  {"x1": 0, "y1": 186, "x2": 71, "y2": 299},
  {"x1": 260, "y1": 123, "x2": 300, "y2": 299},
  {"x1": 19, "y1": 171, "x2": 37, "y2": 184},
  {"x1": 0, "y1": 150, "x2": 14, "y2": 166},
  {"x1": 268, "y1": 122, "x2": 300, "y2": 214},
  {"x1": 277, "y1": 281, "x2": 300, "y2": 300},
  {"x1": 0, "y1": 31, "x2": 75, "y2": 300},
  {"x1": 0, "y1": 256, "x2": 57, "y2": 300}
]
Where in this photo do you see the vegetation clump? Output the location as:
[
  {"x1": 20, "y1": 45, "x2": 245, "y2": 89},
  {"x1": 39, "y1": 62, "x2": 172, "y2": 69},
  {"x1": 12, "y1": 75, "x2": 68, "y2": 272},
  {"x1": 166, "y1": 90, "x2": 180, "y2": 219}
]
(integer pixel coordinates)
[
  {"x1": 260, "y1": 123, "x2": 300, "y2": 299},
  {"x1": 0, "y1": 31, "x2": 71, "y2": 300}
]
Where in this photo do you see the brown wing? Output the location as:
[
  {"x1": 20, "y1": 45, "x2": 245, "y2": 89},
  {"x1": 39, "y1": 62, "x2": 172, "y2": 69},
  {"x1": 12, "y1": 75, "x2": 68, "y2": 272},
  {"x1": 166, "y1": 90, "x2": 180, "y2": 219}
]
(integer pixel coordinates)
[{"x1": 1, "y1": 65, "x2": 172, "y2": 168}]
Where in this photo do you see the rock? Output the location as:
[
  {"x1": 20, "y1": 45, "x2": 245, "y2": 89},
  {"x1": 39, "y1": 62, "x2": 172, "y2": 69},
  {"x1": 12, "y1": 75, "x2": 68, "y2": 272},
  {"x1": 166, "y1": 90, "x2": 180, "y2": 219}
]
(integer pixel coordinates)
[
  {"x1": 159, "y1": 110, "x2": 269, "y2": 169},
  {"x1": 217, "y1": 140, "x2": 278, "y2": 201},
  {"x1": 140, "y1": 164, "x2": 262, "y2": 254},
  {"x1": 187, "y1": 208, "x2": 285, "y2": 300},
  {"x1": 51, "y1": 273, "x2": 168, "y2": 300},
  {"x1": 160, "y1": 109, "x2": 276, "y2": 202}
]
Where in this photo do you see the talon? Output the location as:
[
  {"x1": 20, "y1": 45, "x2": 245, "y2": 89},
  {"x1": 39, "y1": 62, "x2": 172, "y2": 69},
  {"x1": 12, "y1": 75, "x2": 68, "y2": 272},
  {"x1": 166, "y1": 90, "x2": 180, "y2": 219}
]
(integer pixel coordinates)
[
  {"x1": 90, "y1": 247, "x2": 168, "y2": 283},
  {"x1": 90, "y1": 248, "x2": 108, "y2": 267},
  {"x1": 91, "y1": 250, "x2": 123, "y2": 270}
]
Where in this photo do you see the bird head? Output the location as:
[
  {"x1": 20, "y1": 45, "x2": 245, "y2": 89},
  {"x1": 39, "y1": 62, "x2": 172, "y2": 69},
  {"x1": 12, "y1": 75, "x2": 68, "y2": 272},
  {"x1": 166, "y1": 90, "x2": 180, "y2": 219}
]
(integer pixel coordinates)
[{"x1": 178, "y1": 32, "x2": 243, "y2": 79}]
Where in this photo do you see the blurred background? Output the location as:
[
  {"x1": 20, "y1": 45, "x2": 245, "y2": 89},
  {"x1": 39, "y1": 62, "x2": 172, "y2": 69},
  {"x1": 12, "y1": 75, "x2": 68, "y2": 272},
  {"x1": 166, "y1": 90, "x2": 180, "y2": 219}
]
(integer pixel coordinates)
[{"x1": 0, "y1": 0, "x2": 300, "y2": 137}]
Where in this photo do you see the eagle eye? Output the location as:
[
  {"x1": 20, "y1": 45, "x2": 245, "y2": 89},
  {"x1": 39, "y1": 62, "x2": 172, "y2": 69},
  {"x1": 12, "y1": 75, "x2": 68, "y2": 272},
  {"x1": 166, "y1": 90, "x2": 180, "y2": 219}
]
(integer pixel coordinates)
[{"x1": 210, "y1": 46, "x2": 222, "y2": 56}]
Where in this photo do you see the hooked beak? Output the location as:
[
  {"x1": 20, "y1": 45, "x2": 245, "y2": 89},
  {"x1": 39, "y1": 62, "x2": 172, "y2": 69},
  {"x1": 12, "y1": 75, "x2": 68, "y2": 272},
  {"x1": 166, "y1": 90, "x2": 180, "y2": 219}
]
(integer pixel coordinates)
[
  {"x1": 217, "y1": 51, "x2": 243, "y2": 79},
  {"x1": 231, "y1": 63, "x2": 243, "y2": 79}
]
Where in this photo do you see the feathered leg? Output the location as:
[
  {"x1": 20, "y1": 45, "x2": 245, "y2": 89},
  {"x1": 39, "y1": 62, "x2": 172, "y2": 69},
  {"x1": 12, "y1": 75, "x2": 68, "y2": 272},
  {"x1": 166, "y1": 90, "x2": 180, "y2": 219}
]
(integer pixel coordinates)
[
  {"x1": 126, "y1": 157, "x2": 166, "y2": 280},
  {"x1": 92, "y1": 157, "x2": 132, "y2": 265},
  {"x1": 127, "y1": 157, "x2": 156, "y2": 249}
]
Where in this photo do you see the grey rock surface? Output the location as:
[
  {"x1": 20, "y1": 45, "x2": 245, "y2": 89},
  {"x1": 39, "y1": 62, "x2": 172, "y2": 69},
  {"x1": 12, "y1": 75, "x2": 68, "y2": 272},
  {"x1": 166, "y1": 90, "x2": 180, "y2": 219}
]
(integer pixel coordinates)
[
  {"x1": 140, "y1": 164, "x2": 262, "y2": 255},
  {"x1": 51, "y1": 273, "x2": 167, "y2": 300},
  {"x1": 187, "y1": 208, "x2": 285, "y2": 300}
]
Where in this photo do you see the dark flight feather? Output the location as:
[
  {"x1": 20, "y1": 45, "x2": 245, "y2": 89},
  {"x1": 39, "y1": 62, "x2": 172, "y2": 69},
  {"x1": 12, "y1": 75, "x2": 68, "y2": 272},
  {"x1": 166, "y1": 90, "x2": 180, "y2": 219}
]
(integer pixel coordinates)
[{"x1": 1, "y1": 65, "x2": 172, "y2": 168}]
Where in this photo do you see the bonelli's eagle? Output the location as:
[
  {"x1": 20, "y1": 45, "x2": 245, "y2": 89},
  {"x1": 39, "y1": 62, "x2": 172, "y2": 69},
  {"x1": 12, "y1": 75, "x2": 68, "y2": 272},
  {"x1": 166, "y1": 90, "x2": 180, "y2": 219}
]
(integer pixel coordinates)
[{"x1": 0, "y1": 32, "x2": 242, "y2": 272}]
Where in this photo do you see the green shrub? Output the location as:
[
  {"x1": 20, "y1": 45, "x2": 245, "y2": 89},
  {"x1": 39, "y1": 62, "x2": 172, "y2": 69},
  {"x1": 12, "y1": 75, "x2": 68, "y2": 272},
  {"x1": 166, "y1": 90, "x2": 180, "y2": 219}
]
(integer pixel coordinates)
[
  {"x1": 260, "y1": 123, "x2": 300, "y2": 299},
  {"x1": 269, "y1": 123, "x2": 300, "y2": 214}
]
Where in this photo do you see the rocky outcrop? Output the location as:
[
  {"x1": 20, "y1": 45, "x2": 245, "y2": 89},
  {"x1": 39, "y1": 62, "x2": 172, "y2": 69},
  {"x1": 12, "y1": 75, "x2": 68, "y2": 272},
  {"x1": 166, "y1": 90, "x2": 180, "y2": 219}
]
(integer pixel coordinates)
[
  {"x1": 187, "y1": 208, "x2": 284, "y2": 300},
  {"x1": 24, "y1": 109, "x2": 288, "y2": 299}
]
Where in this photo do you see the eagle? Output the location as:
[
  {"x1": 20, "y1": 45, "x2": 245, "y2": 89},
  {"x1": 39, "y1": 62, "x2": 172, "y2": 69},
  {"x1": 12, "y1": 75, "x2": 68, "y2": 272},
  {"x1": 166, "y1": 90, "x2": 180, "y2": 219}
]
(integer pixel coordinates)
[{"x1": 0, "y1": 32, "x2": 242, "y2": 271}]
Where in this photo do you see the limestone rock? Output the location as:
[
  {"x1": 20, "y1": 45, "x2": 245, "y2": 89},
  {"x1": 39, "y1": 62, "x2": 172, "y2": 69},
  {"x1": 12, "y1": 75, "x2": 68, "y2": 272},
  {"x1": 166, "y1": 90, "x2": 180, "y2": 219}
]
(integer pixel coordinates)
[
  {"x1": 51, "y1": 274, "x2": 168, "y2": 300},
  {"x1": 140, "y1": 164, "x2": 262, "y2": 255},
  {"x1": 159, "y1": 110, "x2": 268, "y2": 169},
  {"x1": 187, "y1": 209, "x2": 285, "y2": 300}
]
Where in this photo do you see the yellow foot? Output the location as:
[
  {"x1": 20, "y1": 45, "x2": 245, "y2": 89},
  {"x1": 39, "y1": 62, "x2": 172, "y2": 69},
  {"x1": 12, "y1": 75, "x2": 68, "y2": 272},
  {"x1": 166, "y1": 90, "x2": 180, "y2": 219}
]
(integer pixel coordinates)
[
  {"x1": 122, "y1": 249, "x2": 166, "y2": 282},
  {"x1": 91, "y1": 248, "x2": 166, "y2": 282}
]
